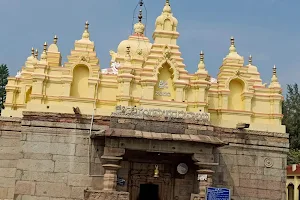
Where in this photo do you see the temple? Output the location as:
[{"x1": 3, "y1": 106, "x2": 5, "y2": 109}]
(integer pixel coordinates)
[
  {"x1": 0, "y1": 1, "x2": 288, "y2": 200},
  {"x1": 2, "y1": 0, "x2": 284, "y2": 133}
]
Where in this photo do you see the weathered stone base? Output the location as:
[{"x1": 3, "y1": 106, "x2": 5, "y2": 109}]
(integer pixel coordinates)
[{"x1": 84, "y1": 190, "x2": 129, "y2": 200}]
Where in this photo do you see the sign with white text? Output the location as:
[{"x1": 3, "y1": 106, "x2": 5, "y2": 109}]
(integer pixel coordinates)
[{"x1": 206, "y1": 187, "x2": 230, "y2": 200}]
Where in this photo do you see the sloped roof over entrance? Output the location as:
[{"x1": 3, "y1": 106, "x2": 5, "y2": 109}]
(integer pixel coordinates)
[{"x1": 92, "y1": 128, "x2": 226, "y2": 146}]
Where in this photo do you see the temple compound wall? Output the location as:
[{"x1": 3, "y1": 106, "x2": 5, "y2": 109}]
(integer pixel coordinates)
[{"x1": 0, "y1": 109, "x2": 288, "y2": 200}]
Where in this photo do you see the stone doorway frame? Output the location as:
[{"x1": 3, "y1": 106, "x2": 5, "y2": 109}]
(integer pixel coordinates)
[{"x1": 97, "y1": 135, "x2": 224, "y2": 199}]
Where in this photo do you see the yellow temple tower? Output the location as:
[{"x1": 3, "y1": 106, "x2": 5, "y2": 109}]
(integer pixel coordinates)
[{"x1": 2, "y1": 0, "x2": 285, "y2": 133}]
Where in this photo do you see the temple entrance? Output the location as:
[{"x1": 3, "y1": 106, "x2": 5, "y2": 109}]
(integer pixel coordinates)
[
  {"x1": 124, "y1": 149, "x2": 196, "y2": 200},
  {"x1": 139, "y1": 183, "x2": 159, "y2": 200}
]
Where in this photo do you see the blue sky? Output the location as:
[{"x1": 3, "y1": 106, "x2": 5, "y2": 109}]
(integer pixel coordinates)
[{"x1": 0, "y1": 0, "x2": 299, "y2": 93}]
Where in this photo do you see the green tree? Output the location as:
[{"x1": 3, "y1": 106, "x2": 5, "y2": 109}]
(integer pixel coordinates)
[
  {"x1": 0, "y1": 64, "x2": 9, "y2": 114},
  {"x1": 282, "y1": 83, "x2": 300, "y2": 164}
]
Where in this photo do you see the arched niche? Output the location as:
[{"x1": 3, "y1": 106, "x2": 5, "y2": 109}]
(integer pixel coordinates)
[
  {"x1": 288, "y1": 183, "x2": 294, "y2": 200},
  {"x1": 163, "y1": 19, "x2": 172, "y2": 31},
  {"x1": 228, "y1": 78, "x2": 245, "y2": 110},
  {"x1": 154, "y1": 62, "x2": 175, "y2": 101},
  {"x1": 70, "y1": 64, "x2": 90, "y2": 98}
]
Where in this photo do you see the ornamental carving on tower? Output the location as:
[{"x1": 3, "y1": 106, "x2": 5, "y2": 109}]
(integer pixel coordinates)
[{"x1": 78, "y1": 55, "x2": 90, "y2": 63}]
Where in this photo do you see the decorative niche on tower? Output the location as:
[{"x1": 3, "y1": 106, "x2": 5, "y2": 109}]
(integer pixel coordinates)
[
  {"x1": 228, "y1": 78, "x2": 245, "y2": 111},
  {"x1": 70, "y1": 64, "x2": 89, "y2": 98},
  {"x1": 154, "y1": 62, "x2": 175, "y2": 101}
]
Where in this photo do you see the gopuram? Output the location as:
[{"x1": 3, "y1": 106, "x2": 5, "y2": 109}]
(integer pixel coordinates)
[{"x1": 0, "y1": 1, "x2": 288, "y2": 200}]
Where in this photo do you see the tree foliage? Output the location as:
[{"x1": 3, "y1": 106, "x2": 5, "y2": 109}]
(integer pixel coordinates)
[
  {"x1": 0, "y1": 64, "x2": 9, "y2": 114},
  {"x1": 282, "y1": 83, "x2": 300, "y2": 164}
]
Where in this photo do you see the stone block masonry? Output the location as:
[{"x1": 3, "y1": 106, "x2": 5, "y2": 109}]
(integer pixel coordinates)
[
  {"x1": 0, "y1": 112, "x2": 109, "y2": 200},
  {"x1": 0, "y1": 117, "x2": 21, "y2": 200},
  {"x1": 0, "y1": 111, "x2": 289, "y2": 200}
]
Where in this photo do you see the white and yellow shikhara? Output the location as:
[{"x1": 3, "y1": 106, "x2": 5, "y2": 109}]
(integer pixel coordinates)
[{"x1": 2, "y1": 0, "x2": 284, "y2": 133}]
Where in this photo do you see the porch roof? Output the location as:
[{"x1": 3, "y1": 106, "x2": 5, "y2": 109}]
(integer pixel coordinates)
[{"x1": 92, "y1": 128, "x2": 227, "y2": 146}]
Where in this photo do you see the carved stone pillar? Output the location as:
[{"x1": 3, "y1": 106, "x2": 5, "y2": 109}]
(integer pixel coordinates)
[
  {"x1": 197, "y1": 168, "x2": 214, "y2": 199},
  {"x1": 101, "y1": 147, "x2": 125, "y2": 191},
  {"x1": 192, "y1": 153, "x2": 218, "y2": 200},
  {"x1": 102, "y1": 156, "x2": 122, "y2": 191}
]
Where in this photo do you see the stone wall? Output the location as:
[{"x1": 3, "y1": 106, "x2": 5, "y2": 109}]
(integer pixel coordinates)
[
  {"x1": 0, "y1": 112, "x2": 289, "y2": 200},
  {"x1": 212, "y1": 127, "x2": 288, "y2": 200},
  {"x1": 0, "y1": 112, "x2": 110, "y2": 200},
  {"x1": 0, "y1": 117, "x2": 21, "y2": 200}
]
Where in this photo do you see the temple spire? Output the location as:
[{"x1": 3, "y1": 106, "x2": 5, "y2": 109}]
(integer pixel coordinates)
[
  {"x1": 31, "y1": 48, "x2": 38, "y2": 65},
  {"x1": 229, "y1": 36, "x2": 236, "y2": 53},
  {"x1": 153, "y1": 0, "x2": 178, "y2": 43},
  {"x1": 39, "y1": 42, "x2": 48, "y2": 64},
  {"x1": 269, "y1": 65, "x2": 281, "y2": 88},
  {"x1": 196, "y1": 51, "x2": 207, "y2": 74},
  {"x1": 224, "y1": 36, "x2": 243, "y2": 60},
  {"x1": 25, "y1": 47, "x2": 36, "y2": 67},
  {"x1": 48, "y1": 35, "x2": 59, "y2": 52},
  {"x1": 163, "y1": 0, "x2": 172, "y2": 13}
]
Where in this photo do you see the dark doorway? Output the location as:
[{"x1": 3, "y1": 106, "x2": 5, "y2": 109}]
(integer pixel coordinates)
[{"x1": 139, "y1": 183, "x2": 159, "y2": 200}]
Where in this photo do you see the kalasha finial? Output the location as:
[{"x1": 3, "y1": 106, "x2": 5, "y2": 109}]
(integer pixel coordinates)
[
  {"x1": 138, "y1": 10, "x2": 143, "y2": 22},
  {"x1": 249, "y1": 55, "x2": 252, "y2": 65},
  {"x1": 31, "y1": 47, "x2": 35, "y2": 56},
  {"x1": 35, "y1": 49, "x2": 39, "y2": 58},
  {"x1": 273, "y1": 65, "x2": 277, "y2": 75},
  {"x1": 230, "y1": 36, "x2": 235, "y2": 46},
  {"x1": 200, "y1": 51, "x2": 204, "y2": 62},
  {"x1": 139, "y1": 0, "x2": 143, "y2": 6},
  {"x1": 43, "y1": 42, "x2": 48, "y2": 52},
  {"x1": 53, "y1": 35, "x2": 58, "y2": 44},
  {"x1": 85, "y1": 21, "x2": 89, "y2": 31},
  {"x1": 166, "y1": 0, "x2": 170, "y2": 5}
]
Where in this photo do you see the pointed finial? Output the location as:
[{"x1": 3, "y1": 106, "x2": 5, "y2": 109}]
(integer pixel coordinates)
[
  {"x1": 35, "y1": 49, "x2": 39, "y2": 58},
  {"x1": 85, "y1": 21, "x2": 89, "y2": 31},
  {"x1": 200, "y1": 51, "x2": 204, "y2": 62},
  {"x1": 273, "y1": 65, "x2": 277, "y2": 76},
  {"x1": 138, "y1": 10, "x2": 143, "y2": 23},
  {"x1": 197, "y1": 50, "x2": 206, "y2": 73},
  {"x1": 229, "y1": 36, "x2": 237, "y2": 53},
  {"x1": 43, "y1": 42, "x2": 47, "y2": 52},
  {"x1": 163, "y1": 0, "x2": 171, "y2": 13},
  {"x1": 53, "y1": 35, "x2": 58, "y2": 44},
  {"x1": 31, "y1": 47, "x2": 35, "y2": 56},
  {"x1": 82, "y1": 21, "x2": 90, "y2": 39},
  {"x1": 40, "y1": 42, "x2": 48, "y2": 61},
  {"x1": 269, "y1": 64, "x2": 280, "y2": 88},
  {"x1": 249, "y1": 55, "x2": 252, "y2": 65},
  {"x1": 230, "y1": 36, "x2": 235, "y2": 46}
]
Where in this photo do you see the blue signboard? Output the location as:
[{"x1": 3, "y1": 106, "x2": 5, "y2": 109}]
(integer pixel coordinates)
[{"x1": 206, "y1": 187, "x2": 230, "y2": 200}]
